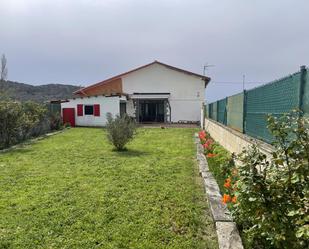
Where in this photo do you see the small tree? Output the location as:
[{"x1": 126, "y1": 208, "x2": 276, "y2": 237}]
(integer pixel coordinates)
[
  {"x1": 105, "y1": 113, "x2": 136, "y2": 151},
  {"x1": 1, "y1": 54, "x2": 8, "y2": 82},
  {"x1": 0, "y1": 54, "x2": 9, "y2": 100}
]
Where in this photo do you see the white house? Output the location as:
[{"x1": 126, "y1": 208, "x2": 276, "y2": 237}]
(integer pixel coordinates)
[{"x1": 61, "y1": 61, "x2": 210, "y2": 127}]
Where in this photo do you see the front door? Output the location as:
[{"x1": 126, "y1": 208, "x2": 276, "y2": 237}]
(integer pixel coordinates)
[
  {"x1": 140, "y1": 100, "x2": 164, "y2": 122},
  {"x1": 62, "y1": 108, "x2": 75, "y2": 127}
]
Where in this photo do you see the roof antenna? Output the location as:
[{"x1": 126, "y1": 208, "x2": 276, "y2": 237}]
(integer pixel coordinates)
[{"x1": 203, "y1": 63, "x2": 215, "y2": 75}]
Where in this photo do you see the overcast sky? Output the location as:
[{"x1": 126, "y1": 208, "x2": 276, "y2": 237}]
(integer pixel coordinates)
[{"x1": 1, "y1": 0, "x2": 308, "y2": 102}]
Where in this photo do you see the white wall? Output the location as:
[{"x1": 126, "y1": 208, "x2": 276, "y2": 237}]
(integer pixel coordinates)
[
  {"x1": 122, "y1": 63, "x2": 205, "y2": 122},
  {"x1": 61, "y1": 96, "x2": 121, "y2": 126}
]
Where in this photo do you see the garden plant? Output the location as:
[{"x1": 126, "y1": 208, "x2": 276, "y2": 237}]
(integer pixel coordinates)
[
  {"x1": 105, "y1": 113, "x2": 137, "y2": 151},
  {"x1": 0, "y1": 100, "x2": 63, "y2": 149},
  {"x1": 199, "y1": 111, "x2": 309, "y2": 249}
]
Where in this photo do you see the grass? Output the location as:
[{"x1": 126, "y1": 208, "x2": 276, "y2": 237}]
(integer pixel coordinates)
[{"x1": 0, "y1": 128, "x2": 218, "y2": 249}]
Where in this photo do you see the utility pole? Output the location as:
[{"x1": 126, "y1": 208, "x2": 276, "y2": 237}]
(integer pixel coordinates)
[{"x1": 242, "y1": 74, "x2": 245, "y2": 90}]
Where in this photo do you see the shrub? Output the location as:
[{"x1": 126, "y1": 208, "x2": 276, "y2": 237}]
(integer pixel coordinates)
[
  {"x1": 232, "y1": 111, "x2": 309, "y2": 249},
  {"x1": 106, "y1": 113, "x2": 136, "y2": 151},
  {"x1": 0, "y1": 100, "x2": 63, "y2": 149},
  {"x1": 49, "y1": 112, "x2": 63, "y2": 130},
  {"x1": 21, "y1": 101, "x2": 47, "y2": 139},
  {"x1": 0, "y1": 101, "x2": 25, "y2": 148}
]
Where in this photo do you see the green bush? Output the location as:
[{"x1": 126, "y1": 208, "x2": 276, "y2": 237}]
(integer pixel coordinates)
[
  {"x1": 21, "y1": 101, "x2": 47, "y2": 138},
  {"x1": 233, "y1": 111, "x2": 309, "y2": 249},
  {"x1": 49, "y1": 111, "x2": 63, "y2": 130},
  {"x1": 105, "y1": 113, "x2": 137, "y2": 151},
  {"x1": 0, "y1": 101, "x2": 25, "y2": 148},
  {"x1": 0, "y1": 100, "x2": 63, "y2": 149}
]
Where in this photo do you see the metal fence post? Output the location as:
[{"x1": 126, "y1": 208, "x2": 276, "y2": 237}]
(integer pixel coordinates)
[
  {"x1": 242, "y1": 90, "x2": 247, "y2": 134},
  {"x1": 224, "y1": 97, "x2": 228, "y2": 125},
  {"x1": 216, "y1": 101, "x2": 219, "y2": 121},
  {"x1": 299, "y1": 65, "x2": 307, "y2": 114}
]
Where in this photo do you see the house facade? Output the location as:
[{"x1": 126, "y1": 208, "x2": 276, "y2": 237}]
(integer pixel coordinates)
[{"x1": 61, "y1": 61, "x2": 210, "y2": 126}]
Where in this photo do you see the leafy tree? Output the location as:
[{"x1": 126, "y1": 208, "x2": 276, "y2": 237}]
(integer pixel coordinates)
[{"x1": 105, "y1": 113, "x2": 136, "y2": 151}]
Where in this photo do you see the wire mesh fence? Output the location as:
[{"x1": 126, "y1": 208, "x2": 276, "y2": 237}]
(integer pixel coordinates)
[
  {"x1": 226, "y1": 92, "x2": 244, "y2": 132},
  {"x1": 303, "y1": 71, "x2": 309, "y2": 118},
  {"x1": 205, "y1": 66, "x2": 308, "y2": 143},
  {"x1": 217, "y1": 98, "x2": 227, "y2": 125},
  {"x1": 212, "y1": 102, "x2": 218, "y2": 121}
]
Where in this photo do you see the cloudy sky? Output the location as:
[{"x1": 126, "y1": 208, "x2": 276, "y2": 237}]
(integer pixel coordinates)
[{"x1": 1, "y1": 0, "x2": 308, "y2": 102}]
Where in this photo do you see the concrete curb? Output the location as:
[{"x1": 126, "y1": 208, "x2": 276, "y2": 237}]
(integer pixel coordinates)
[
  {"x1": 0, "y1": 129, "x2": 65, "y2": 154},
  {"x1": 195, "y1": 133, "x2": 244, "y2": 249}
]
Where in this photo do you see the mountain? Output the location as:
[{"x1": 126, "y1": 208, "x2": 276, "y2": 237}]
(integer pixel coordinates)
[{"x1": 0, "y1": 80, "x2": 81, "y2": 102}]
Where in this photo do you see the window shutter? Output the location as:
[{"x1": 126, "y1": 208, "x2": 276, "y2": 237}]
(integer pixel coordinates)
[
  {"x1": 94, "y1": 104, "x2": 100, "y2": 116},
  {"x1": 77, "y1": 104, "x2": 83, "y2": 116}
]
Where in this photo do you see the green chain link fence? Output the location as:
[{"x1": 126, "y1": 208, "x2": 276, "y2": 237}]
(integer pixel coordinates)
[
  {"x1": 212, "y1": 102, "x2": 218, "y2": 121},
  {"x1": 217, "y1": 98, "x2": 227, "y2": 125},
  {"x1": 205, "y1": 66, "x2": 308, "y2": 143},
  {"x1": 303, "y1": 70, "x2": 309, "y2": 118},
  {"x1": 227, "y1": 92, "x2": 244, "y2": 132}
]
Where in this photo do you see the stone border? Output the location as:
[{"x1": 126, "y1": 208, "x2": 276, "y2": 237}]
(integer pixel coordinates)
[
  {"x1": 195, "y1": 133, "x2": 244, "y2": 249},
  {"x1": 0, "y1": 129, "x2": 65, "y2": 154}
]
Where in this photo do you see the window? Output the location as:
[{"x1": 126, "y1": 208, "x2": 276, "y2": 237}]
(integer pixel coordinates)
[
  {"x1": 84, "y1": 105, "x2": 94, "y2": 115},
  {"x1": 120, "y1": 103, "x2": 126, "y2": 117}
]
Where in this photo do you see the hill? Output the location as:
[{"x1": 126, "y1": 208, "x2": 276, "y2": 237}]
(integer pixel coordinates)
[{"x1": 0, "y1": 80, "x2": 81, "y2": 102}]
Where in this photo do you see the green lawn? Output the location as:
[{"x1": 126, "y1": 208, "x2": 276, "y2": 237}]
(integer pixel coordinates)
[{"x1": 0, "y1": 128, "x2": 218, "y2": 249}]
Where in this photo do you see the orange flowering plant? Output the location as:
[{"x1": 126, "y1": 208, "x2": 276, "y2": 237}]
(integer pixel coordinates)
[
  {"x1": 222, "y1": 169, "x2": 239, "y2": 205},
  {"x1": 206, "y1": 153, "x2": 217, "y2": 158},
  {"x1": 199, "y1": 130, "x2": 239, "y2": 206},
  {"x1": 198, "y1": 130, "x2": 239, "y2": 206}
]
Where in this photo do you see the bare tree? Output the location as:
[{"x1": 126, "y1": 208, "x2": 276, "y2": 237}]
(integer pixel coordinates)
[{"x1": 1, "y1": 54, "x2": 8, "y2": 81}]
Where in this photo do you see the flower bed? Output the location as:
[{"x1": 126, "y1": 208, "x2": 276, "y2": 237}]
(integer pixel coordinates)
[
  {"x1": 198, "y1": 111, "x2": 309, "y2": 249},
  {"x1": 198, "y1": 130, "x2": 237, "y2": 205}
]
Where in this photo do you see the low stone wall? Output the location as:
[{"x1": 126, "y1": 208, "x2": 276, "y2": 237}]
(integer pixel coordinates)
[
  {"x1": 195, "y1": 134, "x2": 243, "y2": 249},
  {"x1": 204, "y1": 118, "x2": 274, "y2": 157}
]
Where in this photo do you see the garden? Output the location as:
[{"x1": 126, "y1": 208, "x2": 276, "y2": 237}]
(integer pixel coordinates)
[
  {"x1": 0, "y1": 127, "x2": 219, "y2": 249},
  {"x1": 198, "y1": 111, "x2": 309, "y2": 249}
]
